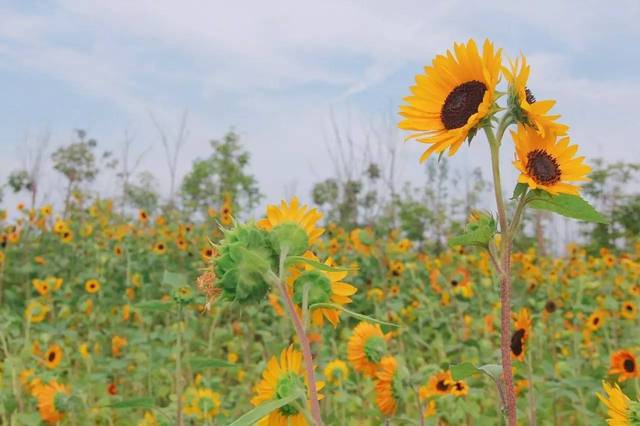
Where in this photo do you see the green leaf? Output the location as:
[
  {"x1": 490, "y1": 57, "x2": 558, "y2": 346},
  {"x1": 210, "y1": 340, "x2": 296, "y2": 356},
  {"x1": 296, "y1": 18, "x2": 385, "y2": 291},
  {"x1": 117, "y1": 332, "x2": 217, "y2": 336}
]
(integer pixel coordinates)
[
  {"x1": 285, "y1": 256, "x2": 351, "y2": 273},
  {"x1": 511, "y1": 183, "x2": 528, "y2": 200},
  {"x1": 309, "y1": 303, "x2": 399, "y2": 328},
  {"x1": 162, "y1": 271, "x2": 188, "y2": 287},
  {"x1": 107, "y1": 397, "x2": 155, "y2": 409},
  {"x1": 448, "y1": 214, "x2": 497, "y2": 248},
  {"x1": 451, "y1": 362, "x2": 477, "y2": 381},
  {"x1": 476, "y1": 364, "x2": 503, "y2": 382},
  {"x1": 136, "y1": 300, "x2": 173, "y2": 312},
  {"x1": 189, "y1": 357, "x2": 235, "y2": 369},
  {"x1": 228, "y1": 391, "x2": 304, "y2": 426},
  {"x1": 528, "y1": 192, "x2": 607, "y2": 224}
]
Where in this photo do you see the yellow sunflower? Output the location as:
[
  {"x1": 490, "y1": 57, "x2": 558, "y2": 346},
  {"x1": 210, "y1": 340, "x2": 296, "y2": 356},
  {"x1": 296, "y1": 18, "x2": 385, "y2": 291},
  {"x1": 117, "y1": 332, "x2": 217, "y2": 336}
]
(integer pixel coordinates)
[
  {"x1": 347, "y1": 322, "x2": 388, "y2": 378},
  {"x1": 25, "y1": 300, "x2": 49, "y2": 323},
  {"x1": 511, "y1": 307, "x2": 532, "y2": 361},
  {"x1": 375, "y1": 356, "x2": 400, "y2": 416},
  {"x1": 596, "y1": 381, "x2": 639, "y2": 425},
  {"x1": 421, "y1": 371, "x2": 454, "y2": 397},
  {"x1": 399, "y1": 39, "x2": 502, "y2": 161},
  {"x1": 512, "y1": 124, "x2": 591, "y2": 195},
  {"x1": 620, "y1": 301, "x2": 637, "y2": 320},
  {"x1": 33, "y1": 380, "x2": 71, "y2": 424},
  {"x1": 586, "y1": 309, "x2": 607, "y2": 332},
  {"x1": 251, "y1": 346, "x2": 324, "y2": 426},
  {"x1": 288, "y1": 253, "x2": 357, "y2": 327},
  {"x1": 85, "y1": 279, "x2": 100, "y2": 294},
  {"x1": 503, "y1": 55, "x2": 569, "y2": 137},
  {"x1": 183, "y1": 387, "x2": 221, "y2": 420},
  {"x1": 43, "y1": 345, "x2": 63, "y2": 369},
  {"x1": 323, "y1": 360, "x2": 349, "y2": 386},
  {"x1": 258, "y1": 197, "x2": 324, "y2": 255}
]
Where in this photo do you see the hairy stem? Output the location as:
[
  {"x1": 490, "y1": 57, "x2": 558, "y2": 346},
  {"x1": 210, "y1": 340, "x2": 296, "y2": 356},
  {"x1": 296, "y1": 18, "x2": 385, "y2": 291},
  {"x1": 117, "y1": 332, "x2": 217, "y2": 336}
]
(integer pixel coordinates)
[{"x1": 275, "y1": 250, "x2": 323, "y2": 425}]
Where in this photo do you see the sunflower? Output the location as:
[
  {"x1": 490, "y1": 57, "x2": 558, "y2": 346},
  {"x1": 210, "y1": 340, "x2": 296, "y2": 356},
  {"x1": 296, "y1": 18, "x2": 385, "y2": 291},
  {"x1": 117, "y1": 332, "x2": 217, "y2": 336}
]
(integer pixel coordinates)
[
  {"x1": 85, "y1": 279, "x2": 100, "y2": 294},
  {"x1": 609, "y1": 350, "x2": 639, "y2": 382},
  {"x1": 503, "y1": 55, "x2": 568, "y2": 137},
  {"x1": 32, "y1": 279, "x2": 51, "y2": 297},
  {"x1": 374, "y1": 356, "x2": 400, "y2": 416},
  {"x1": 152, "y1": 242, "x2": 166, "y2": 255},
  {"x1": 112, "y1": 335, "x2": 128, "y2": 357},
  {"x1": 421, "y1": 371, "x2": 453, "y2": 397},
  {"x1": 512, "y1": 125, "x2": 591, "y2": 195},
  {"x1": 258, "y1": 197, "x2": 324, "y2": 255},
  {"x1": 251, "y1": 346, "x2": 324, "y2": 426},
  {"x1": 43, "y1": 345, "x2": 63, "y2": 369},
  {"x1": 347, "y1": 322, "x2": 388, "y2": 378},
  {"x1": 323, "y1": 360, "x2": 349, "y2": 386},
  {"x1": 586, "y1": 309, "x2": 607, "y2": 332},
  {"x1": 350, "y1": 228, "x2": 373, "y2": 256},
  {"x1": 200, "y1": 247, "x2": 215, "y2": 261},
  {"x1": 138, "y1": 210, "x2": 148, "y2": 222},
  {"x1": 620, "y1": 301, "x2": 637, "y2": 320},
  {"x1": 450, "y1": 380, "x2": 469, "y2": 397},
  {"x1": 183, "y1": 387, "x2": 221, "y2": 420},
  {"x1": 399, "y1": 39, "x2": 502, "y2": 161},
  {"x1": 596, "y1": 382, "x2": 640, "y2": 425},
  {"x1": 25, "y1": 300, "x2": 49, "y2": 323},
  {"x1": 33, "y1": 380, "x2": 71, "y2": 424},
  {"x1": 511, "y1": 308, "x2": 532, "y2": 361},
  {"x1": 288, "y1": 253, "x2": 357, "y2": 327}
]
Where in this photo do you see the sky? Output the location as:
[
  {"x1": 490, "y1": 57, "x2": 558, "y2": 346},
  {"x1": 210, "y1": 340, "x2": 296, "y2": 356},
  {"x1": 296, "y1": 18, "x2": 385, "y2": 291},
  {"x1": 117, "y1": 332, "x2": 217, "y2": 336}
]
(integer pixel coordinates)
[{"x1": 1, "y1": 0, "x2": 640, "y2": 214}]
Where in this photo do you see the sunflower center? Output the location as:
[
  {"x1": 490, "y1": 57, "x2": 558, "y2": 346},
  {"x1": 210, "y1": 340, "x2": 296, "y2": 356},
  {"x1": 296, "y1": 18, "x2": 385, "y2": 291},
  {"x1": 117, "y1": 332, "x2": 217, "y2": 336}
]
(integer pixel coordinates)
[
  {"x1": 275, "y1": 372, "x2": 304, "y2": 416},
  {"x1": 593, "y1": 317, "x2": 600, "y2": 326},
  {"x1": 545, "y1": 300, "x2": 557, "y2": 313},
  {"x1": 436, "y1": 379, "x2": 450, "y2": 392},
  {"x1": 450, "y1": 280, "x2": 459, "y2": 287},
  {"x1": 510, "y1": 328, "x2": 526, "y2": 356},
  {"x1": 526, "y1": 149, "x2": 561, "y2": 185},
  {"x1": 626, "y1": 304, "x2": 634, "y2": 311},
  {"x1": 49, "y1": 351, "x2": 57, "y2": 362},
  {"x1": 441, "y1": 80, "x2": 487, "y2": 130},
  {"x1": 525, "y1": 87, "x2": 536, "y2": 104},
  {"x1": 623, "y1": 358, "x2": 636, "y2": 373},
  {"x1": 364, "y1": 336, "x2": 387, "y2": 364}
]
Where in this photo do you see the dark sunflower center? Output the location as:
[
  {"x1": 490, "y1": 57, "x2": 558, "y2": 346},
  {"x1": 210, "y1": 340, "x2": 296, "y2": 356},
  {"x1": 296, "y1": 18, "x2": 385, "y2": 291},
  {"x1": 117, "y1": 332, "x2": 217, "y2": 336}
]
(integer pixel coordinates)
[
  {"x1": 593, "y1": 317, "x2": 600, "y2": 326},
  {"x1": 545, "y1": 300, "x2": 557, "y2": 313},
  {"x1": 623, "y1": 358, "x2": 636, "y2": 372},
  {"x1": 436, "y1": 379, "x2": 450, "y2": 392},
  {"x1": 525, "y1": 87, "x2": 536, "y2": 104},
  {"x1": 526, "y1": 149, "x2": 561, "y2": 185},
  {"x1": 454, "y1": 382, "x2": 464, "y2": 391},
  {"x1": 626, "y1": 304, "x2": 633, "y2": 311},
  {"x1": 49, "y1": 351, "x2": 56, "y2": 362},
  {"x1": 450, "y1": 280, "x2": 459, "y2": 287},
  {"x1": 510, "y1": 328, "x2": 526, "y2": 356},
  {"x1": 441, "y1": 81, "x2": 487, "y2": 130}
]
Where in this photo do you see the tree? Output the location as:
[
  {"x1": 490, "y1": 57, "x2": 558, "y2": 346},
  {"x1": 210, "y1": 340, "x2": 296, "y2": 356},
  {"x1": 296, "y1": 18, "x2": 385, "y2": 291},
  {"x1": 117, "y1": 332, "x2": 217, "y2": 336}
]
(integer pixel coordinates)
[
  {"x1": 124, "y1": 171, "x2": 160, "y2": 214},
  {"x1": 51, "y1": 130, "x2": 99, "y2": 216},
  {"x1": 180, "y1": 130, "x2": 262, "y2": 219}
]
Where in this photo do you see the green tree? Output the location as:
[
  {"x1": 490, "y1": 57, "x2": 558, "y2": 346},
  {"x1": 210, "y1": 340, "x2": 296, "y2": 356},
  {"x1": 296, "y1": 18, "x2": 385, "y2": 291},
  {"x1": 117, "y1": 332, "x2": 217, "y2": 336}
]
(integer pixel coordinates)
[
  {"x1": 124, "y1": 171, "x2": 160, "y2": 214},
  {"x1": 180, "y1": 130, "x2": 262, "y2": 218}
]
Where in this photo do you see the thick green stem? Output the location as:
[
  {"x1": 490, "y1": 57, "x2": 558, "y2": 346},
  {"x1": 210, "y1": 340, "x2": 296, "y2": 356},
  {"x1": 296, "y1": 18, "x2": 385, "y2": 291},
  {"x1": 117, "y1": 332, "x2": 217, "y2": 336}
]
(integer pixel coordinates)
[{"x1": 485, "y1": 125, "x2": 517, "y2": 426}]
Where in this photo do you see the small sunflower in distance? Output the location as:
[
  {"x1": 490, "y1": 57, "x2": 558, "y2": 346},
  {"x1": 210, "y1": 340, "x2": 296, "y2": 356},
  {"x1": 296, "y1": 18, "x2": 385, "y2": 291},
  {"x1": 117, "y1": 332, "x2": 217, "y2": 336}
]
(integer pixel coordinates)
[
  {"x1": 183, "y1": 387, "x2": 221, "y2": 421},
  {"x1": 323, "y1": 360, "x2": 349, "y2": 386},
  {"x1": 399, "y1": 39, "x2": 502, "y2": 161},
  {"x1": 258, "y1": 197, "x2": 324, "y2": 255},
  {"x1": 512, "y1": 125, "x2": 591, "y2": 195},
  {"x1": 596, "y1": 382, "x2": 640, "y2": 425},
  {"x1": 347, "y1": 322, "x2": 388, "y2": 378},
  {"x1": 503, "y1": 55, "x2": 569, "y2": 137},
  {"x1": 43, "y1": 345, "x2": 63, "y2": 369},
  {"x1": 251, "y1": 346, "x2": 324, "y2": 426},
  {"x1": 85, "y1": 279, "x2": 100, "y2": 294},
  {"x1": 375, "y1": 356, "x2": 401, "y2": 416}
]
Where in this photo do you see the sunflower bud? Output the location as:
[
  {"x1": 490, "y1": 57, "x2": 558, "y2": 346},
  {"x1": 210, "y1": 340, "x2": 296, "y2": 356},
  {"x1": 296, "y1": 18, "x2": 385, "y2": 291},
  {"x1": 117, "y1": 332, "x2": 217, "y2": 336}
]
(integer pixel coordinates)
[
  {"x1": 214, "y1": 223, "x2": 275, "y2": 304},
  {"x1": 172, "y1": 285, "x2": 195, "y2": 305}
]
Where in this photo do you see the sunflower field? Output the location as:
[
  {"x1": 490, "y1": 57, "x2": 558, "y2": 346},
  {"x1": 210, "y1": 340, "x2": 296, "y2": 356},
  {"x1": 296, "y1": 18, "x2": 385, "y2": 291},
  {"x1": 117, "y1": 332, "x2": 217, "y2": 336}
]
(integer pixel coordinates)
[{"x1": 1, "y1": 38, "x2": 640, "y2": 426}]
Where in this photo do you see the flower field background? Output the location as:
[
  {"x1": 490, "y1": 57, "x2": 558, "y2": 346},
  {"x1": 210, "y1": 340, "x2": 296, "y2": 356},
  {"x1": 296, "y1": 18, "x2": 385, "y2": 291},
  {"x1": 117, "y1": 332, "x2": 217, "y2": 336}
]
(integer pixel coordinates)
[{"x1": 1, "y1": 36, "x2": 640, "y2": 426}]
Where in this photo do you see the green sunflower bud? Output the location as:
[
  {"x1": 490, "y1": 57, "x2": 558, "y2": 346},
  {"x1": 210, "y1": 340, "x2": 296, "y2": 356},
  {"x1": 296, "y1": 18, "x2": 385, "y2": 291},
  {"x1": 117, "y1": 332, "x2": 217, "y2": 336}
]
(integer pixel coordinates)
[
  {"x1": 214, "y1": 223, "x2": 275, "y2": 304},
  {"x1": 269, "y1": 222, "x2": 309, "y2": 256},
  {"x1": 172, "y1": 285, "x2": 195, "y2": 305},
  {"x1": 292, "y1": 270, "x2": 332, "y2": 305}
]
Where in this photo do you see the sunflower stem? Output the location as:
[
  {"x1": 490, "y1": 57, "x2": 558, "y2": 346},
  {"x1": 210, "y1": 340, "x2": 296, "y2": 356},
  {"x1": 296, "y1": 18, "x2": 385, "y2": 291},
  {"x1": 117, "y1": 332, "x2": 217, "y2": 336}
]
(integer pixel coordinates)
[
  {"x1": 485, "y1": 125, "x2": 517, "y2": 426},
  {"x1": 175, "y1": 306, "x2": 184, "y2": 426},
  {"x1": 275, "y1": 248, "x2": 323, "y2": 426}
]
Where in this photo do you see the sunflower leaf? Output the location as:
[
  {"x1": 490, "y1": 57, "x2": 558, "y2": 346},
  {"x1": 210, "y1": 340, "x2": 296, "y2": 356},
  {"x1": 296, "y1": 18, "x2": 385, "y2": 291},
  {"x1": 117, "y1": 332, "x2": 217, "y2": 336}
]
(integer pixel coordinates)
[
  {"x1": 448, "y1": 214, "x2": 497, "y2": 248},
  {"x1": 227, "y1": 391, "x2": 304, "y2": 426},
  {"x1": 450, "y1": 362, "x2": 478, "y2": 381},
  {"x1": 107, "y1": 397, "x2": 155, "y2": 409},
  {"x1": 527, "y1": 192, "x2": 608, "y2": 224},
  {"x1": 511, "y1": 183, "x2": 528, "y2": 200},
  {"x1": 285, "y1": 256, "x2": 352, "y2": 272},
  {"x1": 309, "y1": 303, "x2": 399, "y2": 328}
]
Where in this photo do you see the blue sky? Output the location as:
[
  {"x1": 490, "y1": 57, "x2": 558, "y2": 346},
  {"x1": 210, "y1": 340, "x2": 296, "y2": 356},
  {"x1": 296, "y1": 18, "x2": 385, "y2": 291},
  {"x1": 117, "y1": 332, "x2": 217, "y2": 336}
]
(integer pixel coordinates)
[{"x1": 1, "y1": 0, "x2": 639, "y2": 211}]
